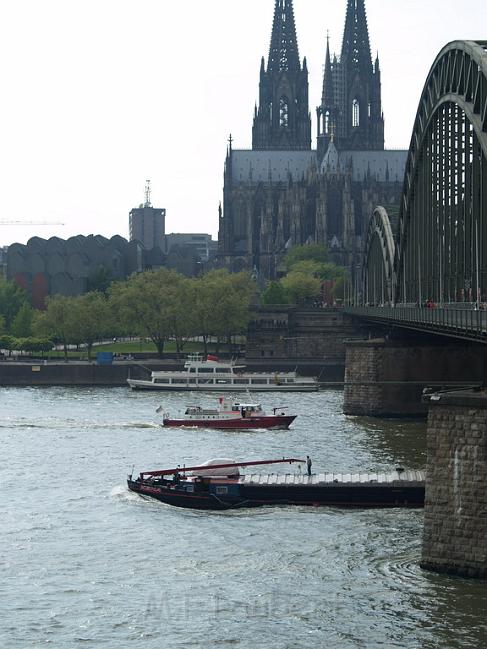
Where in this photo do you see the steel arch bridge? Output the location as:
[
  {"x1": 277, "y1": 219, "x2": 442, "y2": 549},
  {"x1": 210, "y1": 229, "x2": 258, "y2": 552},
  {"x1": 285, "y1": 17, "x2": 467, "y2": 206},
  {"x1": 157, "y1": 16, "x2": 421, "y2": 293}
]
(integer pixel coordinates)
[
  {"x1": 356, "y1": 41, "x2": 487, "y2": 341},
  {"x1": 362, "y1": 206, "x2": 395, "y2": 306}
]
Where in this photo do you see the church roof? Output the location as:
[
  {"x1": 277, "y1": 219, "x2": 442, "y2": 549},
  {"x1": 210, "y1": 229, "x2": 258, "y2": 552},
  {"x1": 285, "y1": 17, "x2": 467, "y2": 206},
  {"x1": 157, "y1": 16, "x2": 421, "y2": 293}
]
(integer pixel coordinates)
[
  {"x1": 340, "y1": 150, "x2": 408, "y2": 182},
  {"x1": 231, "y1": 150, "x2": 315, "y2": 183},
  {"x1": 230, "y1": 149, "x2": 407, "y2": 184}
]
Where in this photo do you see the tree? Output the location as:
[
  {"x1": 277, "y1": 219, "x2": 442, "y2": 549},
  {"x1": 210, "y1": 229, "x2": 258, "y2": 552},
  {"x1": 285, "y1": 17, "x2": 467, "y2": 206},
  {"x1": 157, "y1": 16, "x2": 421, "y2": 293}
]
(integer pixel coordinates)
[
  {"x1": 13, "y1": 336, "x2": 53, "y2": 356},
  {"x1": 70, "y1": 292, "x2": 112, "y2": 360},
  {"x1": 0, "y1": 278, "x2": 29, "y2": 330},
  {"x1": 87, "y1": 265, "x2": 113, "y2": 294},
  {"x1": 34, "y1": 295, "x2": 77, "y2": 361},
  {"x1": 192, "y1": 270, "x2": 250, "y2": 355},
  {"x1": 11, "y1": 303, "x2": 34, "y2": 338},
  {"x1": 261, "y1": 281, "x2": 292, "y2": 305},
  {"x1": 280, "y1": 271, "x2": 322, "y2": 305},
  {"x1": 109, "y1": 269, "x2": 188, "y2": 358},
  {"x1": 160, "y1": 275, "x2": 196, "y2": 358},
  {"x1": 0, "y1": 335, "x2": 16, "y2": 356},
  {"x1": 209, "y1": 271, "x2": 255, "y2": 349},
  {"x1": 284, "y1": 244, "x2": 329, "y2": 271}
]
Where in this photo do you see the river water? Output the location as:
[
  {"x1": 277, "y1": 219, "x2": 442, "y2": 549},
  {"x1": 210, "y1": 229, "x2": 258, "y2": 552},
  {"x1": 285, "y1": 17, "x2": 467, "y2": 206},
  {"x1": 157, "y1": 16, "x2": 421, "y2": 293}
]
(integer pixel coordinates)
[{"x1": 1, "y1": 387, "x2": 487, "y2": 648}]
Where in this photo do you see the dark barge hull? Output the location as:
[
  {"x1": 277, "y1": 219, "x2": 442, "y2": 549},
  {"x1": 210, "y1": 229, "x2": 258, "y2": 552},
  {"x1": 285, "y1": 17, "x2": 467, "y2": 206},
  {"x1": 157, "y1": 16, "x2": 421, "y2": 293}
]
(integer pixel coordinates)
[{"x1": 127, "y1": 474, "x2": 425, "y2": 511}]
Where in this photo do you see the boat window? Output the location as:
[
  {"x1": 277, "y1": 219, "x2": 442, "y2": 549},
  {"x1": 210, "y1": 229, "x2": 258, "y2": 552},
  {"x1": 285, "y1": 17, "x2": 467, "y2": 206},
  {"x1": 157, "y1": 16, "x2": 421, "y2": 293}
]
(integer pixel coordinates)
[
  {"x1": 216, "y1": 368, "x2": 231, "y2": 374},
  {"x1": 234, "y1": 379, "x2": 249, "y2": 385},
  {"x1": 189, "y1": 368, "x2": 196, "y2": 373},
  {"x1": 286, "y1": 379, "x2": 295, "y2": 383},
  {"x1": 186, "y1": 484, "x2": 194, "y2": 493},
  {"x1": 198, "y1": 368, "x2": 214, "y2": 374},
  {"x1": 216, "y1": 379, "x2": 231, "y2": 384},
  {"x1": 155, "y1": 379, "x2": 170, "y2": 384},
  {"x1": 198, "y1": 379, "x2": 214, "y2": 385},
  {"x1": 216, "y1": 486, "x2": 228, "y2": 495},
  {"x1": 251, "y1": 379, "x2": 268, "y2": 385},
  {"x1": 188, "y1": 379, "x2": 197, "y2": 384},
  {"x1": 172, "y1": 379, "x2": 187, "y2": 384}
]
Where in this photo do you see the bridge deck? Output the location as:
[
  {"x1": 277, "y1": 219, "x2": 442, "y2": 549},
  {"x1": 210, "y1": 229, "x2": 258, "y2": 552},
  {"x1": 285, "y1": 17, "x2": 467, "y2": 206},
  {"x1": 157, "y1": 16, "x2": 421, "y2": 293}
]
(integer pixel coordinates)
[{"x1": 346, "y1": 306, "x2": 487, "y2": 342}]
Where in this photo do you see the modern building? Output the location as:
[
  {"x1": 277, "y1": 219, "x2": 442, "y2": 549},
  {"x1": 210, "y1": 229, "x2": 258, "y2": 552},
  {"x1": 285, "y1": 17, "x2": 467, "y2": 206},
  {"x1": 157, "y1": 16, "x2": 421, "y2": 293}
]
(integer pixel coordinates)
[
  {"x1": 129, "y1": 181, "x2": 166, "y2": 250},
  {"x1": 164, "y1": 233, "x2": 217, "y2": 263},
  {"x1": 7, "y1": 235, "x2": 147, "y2": 308},
  {"x1": 218, "y1": 0, "x2": 407, "y2": 280}
]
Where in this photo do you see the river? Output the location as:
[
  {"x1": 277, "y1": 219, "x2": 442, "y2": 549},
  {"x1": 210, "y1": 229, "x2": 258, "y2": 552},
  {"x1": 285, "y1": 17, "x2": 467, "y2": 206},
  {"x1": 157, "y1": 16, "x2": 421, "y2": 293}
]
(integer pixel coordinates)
[{"x1": 2, "y1": 387, "x2": 486, "y2": 648}]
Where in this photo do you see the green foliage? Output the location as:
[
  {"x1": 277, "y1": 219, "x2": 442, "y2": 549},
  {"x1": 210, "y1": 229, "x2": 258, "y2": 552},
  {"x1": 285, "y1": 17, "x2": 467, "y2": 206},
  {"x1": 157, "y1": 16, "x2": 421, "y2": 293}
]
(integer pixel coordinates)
[
  {"x1": 0, "y1": 278, "x2": 29, "y2": 330},
  {"x1": 271, "y1": 244, "x2": 350, "y2": 306},
  {"x1": 332, "y1": 273, "x2": 351, "y2": 302},
  {"x1": 210, "y1": 271, "x2": 255, "y2": 343},
  {"x1": 70, "y1": 292, "x2": 112, "y2": 359},
  {"x1": 10, "y1": 337, "x2": 53, "y2": 354},
  {"x1": 109, "y1": 268, "x2": 188, "y2": 357},
  {"x1": 0, "y1": 334, "x2": 16, "y2": 351},
  {"x1": 34, "y1": 295, "x2": 76, "y2": 360},
  {"x1": 16, "y1": 267, "x2": 256, "y2": 360},
  {"x1": 280, "y1": 271, "x2": 322, "y2": 305},
  {"x1": 0, "y1": 314, "x2": 5, "y2": 334},
  {"x1": 87, "y1": 265, "x2": 113, "y2": 294},
  {"x1": 11, "y1": 303, "x2": 34, "y2": 337},
  {"x1": 284, "y1": 244, "x2": 329, "y2": 271},
  {"x1": 261, "y1": 281, "x2": 292, "y2": 305}
]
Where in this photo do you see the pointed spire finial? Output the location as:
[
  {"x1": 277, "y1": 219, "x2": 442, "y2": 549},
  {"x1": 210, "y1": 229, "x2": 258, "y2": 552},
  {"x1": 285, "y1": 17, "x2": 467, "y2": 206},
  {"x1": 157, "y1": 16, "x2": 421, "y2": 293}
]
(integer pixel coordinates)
[
  {"x1": 268, "y1": 0, "x2": 300, "y2": 73},
  {"x1": 341, "y1": 0, "x2": 373, "y2": 73}
]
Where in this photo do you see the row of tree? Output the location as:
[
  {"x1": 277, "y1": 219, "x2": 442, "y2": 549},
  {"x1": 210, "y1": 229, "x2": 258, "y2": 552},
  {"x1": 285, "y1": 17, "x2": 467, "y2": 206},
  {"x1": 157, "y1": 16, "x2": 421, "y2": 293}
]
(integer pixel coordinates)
[
  {"x1": 0, "y1": 244, "x2": 348, "y2": 359},
  {"x1": 0, "y1": 269, "x2": 256, "y2": 359}
]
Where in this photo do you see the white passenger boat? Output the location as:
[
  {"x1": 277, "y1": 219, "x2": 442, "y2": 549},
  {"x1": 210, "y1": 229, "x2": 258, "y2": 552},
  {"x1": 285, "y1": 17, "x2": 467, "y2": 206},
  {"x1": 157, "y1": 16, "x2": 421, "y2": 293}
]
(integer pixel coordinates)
[{"x1": 127, "y1": 354, "x2": 319, "y2": 392}]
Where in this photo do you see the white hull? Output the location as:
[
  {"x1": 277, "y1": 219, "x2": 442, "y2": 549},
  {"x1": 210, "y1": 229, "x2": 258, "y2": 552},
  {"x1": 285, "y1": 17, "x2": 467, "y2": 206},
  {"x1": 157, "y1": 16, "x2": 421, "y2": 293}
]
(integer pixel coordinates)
[{"x1": 127, "y1": 379, "x2": 319, "y2": 392}]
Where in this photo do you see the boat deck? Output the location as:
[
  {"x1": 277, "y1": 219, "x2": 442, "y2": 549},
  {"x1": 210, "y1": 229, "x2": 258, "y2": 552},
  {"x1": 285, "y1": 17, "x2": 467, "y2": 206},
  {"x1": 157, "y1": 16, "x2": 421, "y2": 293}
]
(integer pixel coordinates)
[{"x1": 238, "y1": 470, "x2": 425, "y2": 486}]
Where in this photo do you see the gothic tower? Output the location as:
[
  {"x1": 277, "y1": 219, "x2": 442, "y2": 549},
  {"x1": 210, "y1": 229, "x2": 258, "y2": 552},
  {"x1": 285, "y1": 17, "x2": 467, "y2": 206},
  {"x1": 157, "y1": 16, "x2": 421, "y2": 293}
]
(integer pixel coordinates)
[
  {"x1": 317, "y1": 0, "x2": 384, "y2": 160},
  {"x1": 252, "y1": 0, "x2": 311, "y2": 151}
]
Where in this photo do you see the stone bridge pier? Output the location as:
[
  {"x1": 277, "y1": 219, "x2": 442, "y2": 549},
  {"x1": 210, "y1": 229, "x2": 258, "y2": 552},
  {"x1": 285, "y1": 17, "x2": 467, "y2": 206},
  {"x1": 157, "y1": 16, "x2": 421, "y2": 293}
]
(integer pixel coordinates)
[
  {"x1": 421, "y1": 390, "x2": 487, "y2": 578},
  {"x1": 343, "y1": 337, "x2": 487, "y2": 417}
]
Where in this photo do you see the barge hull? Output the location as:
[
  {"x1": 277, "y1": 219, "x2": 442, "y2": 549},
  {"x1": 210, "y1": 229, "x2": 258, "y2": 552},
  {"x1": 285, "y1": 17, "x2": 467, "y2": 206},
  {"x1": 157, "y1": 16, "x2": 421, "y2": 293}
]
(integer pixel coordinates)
[{"x1": 127, "y1": 475, "x2": 425, "y2": 511}]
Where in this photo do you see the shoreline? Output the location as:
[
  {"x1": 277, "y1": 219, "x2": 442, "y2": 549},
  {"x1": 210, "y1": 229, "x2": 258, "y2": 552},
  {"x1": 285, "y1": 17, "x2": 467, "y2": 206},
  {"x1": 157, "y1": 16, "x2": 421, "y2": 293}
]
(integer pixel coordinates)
[{"x1": 0, "y1": 359, "x2": 344, "y2": 387}]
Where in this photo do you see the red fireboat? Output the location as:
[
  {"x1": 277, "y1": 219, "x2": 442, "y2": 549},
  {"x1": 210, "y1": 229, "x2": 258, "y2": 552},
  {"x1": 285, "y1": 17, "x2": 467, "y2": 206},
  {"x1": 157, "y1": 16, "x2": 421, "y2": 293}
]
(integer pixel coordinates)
[{"x1": 157, "y1": 398, "x2": 296, "y2": 430}]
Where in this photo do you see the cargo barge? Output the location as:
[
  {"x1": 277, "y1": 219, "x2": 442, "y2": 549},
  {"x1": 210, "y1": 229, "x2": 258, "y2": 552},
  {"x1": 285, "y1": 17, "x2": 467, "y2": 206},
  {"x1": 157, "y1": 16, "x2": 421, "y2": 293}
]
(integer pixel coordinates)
[{"x1": 127, "y1": 458, "x2": 425, "y2": 510}]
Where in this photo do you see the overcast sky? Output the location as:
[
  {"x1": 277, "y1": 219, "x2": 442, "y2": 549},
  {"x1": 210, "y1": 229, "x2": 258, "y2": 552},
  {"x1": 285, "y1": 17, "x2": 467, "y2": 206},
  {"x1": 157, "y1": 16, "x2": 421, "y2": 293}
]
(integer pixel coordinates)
[{"x1": 0, "y1": 0, "x2": 485, "y2": 247}]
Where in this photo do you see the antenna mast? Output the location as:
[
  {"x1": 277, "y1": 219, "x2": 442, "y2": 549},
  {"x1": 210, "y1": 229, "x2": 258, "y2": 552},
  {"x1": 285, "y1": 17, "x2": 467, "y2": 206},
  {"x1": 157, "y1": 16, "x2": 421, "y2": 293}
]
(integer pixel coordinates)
[{"x1": 144, "y1": 180, "x2": 152, "y2": 208}]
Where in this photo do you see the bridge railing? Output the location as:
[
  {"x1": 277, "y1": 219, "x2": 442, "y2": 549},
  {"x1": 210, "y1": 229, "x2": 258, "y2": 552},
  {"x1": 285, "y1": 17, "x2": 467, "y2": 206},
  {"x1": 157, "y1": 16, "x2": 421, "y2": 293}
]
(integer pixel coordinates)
[{"x1": 345, "y1": 306, "x2": 487, "y2": 340}]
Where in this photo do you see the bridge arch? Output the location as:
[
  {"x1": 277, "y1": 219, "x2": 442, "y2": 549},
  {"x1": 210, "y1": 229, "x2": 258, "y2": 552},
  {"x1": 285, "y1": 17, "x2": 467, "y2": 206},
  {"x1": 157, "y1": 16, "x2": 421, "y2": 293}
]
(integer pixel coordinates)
[
  {"x1": 395, "y1": 41, "x2": 487, "y2": 306},
  {"x1": 362, "y1": 206, "x2": 395, "y2": 306}
]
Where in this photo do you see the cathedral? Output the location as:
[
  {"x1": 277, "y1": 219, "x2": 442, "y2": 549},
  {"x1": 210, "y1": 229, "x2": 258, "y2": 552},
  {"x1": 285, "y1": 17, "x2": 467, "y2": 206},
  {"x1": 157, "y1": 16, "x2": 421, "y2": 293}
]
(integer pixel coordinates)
[{"x1": 218, "y1": 0, "x2": 407, "y2": 280}]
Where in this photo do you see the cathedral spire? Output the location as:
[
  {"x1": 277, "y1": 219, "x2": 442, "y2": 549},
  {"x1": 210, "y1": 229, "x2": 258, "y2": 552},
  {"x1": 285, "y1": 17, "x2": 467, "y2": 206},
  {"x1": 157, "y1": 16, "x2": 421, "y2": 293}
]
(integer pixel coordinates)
[
  {"x1": 341, "y1": 0, "x2": 373, "y2": 75},
  {"x1": 268, "y1": 0, "x2": 300, "y2": 73},
  {"x1": 252, "y1": 0, "x2": 311, "y2": 151},
  {"x1": 322, "y1": 33, "x2": 334, "y2": 105}
]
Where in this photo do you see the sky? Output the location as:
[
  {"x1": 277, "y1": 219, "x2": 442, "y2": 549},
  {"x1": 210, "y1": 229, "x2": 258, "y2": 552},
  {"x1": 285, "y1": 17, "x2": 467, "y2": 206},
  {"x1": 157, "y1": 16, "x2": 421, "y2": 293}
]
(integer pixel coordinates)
[{"x1": 0, "y1": 0, "x2": 486, "y2": 247}]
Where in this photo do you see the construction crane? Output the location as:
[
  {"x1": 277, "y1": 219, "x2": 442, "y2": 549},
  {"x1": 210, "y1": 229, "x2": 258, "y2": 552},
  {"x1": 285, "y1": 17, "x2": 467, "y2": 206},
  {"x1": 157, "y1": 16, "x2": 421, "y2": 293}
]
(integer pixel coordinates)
[{"x1": 0, "y1": 221, "x2": 65, "y2": 225}]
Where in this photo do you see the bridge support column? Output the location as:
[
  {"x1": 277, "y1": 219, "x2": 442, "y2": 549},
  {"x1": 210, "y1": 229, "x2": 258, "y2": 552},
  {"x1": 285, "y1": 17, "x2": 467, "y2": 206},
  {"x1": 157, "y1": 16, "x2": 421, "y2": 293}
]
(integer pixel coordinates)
[
  {"x1": 421, "y1": 390, "x2": 487, "y2": 578},
  {"x1": 344, "y1": 338, "x2": 487, "y2": 417}
]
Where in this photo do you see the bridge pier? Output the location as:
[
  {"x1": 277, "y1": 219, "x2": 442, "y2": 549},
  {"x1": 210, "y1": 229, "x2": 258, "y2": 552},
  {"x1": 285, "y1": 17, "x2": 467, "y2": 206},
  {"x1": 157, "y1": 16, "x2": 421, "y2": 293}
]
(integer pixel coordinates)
[
  {"x1": 421, "y1": 390, "x2": 487, "y2": 578},
  {"x1": 344, "y1": 338, "x2": 487, "y2": 417}
]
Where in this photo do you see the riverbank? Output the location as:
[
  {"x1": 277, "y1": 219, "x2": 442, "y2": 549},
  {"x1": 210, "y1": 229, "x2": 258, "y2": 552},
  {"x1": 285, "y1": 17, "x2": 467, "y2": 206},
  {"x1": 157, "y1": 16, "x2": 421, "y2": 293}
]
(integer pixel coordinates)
[{"x1": 0, "y1": 358, "x2": 343, "y2": 387}]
